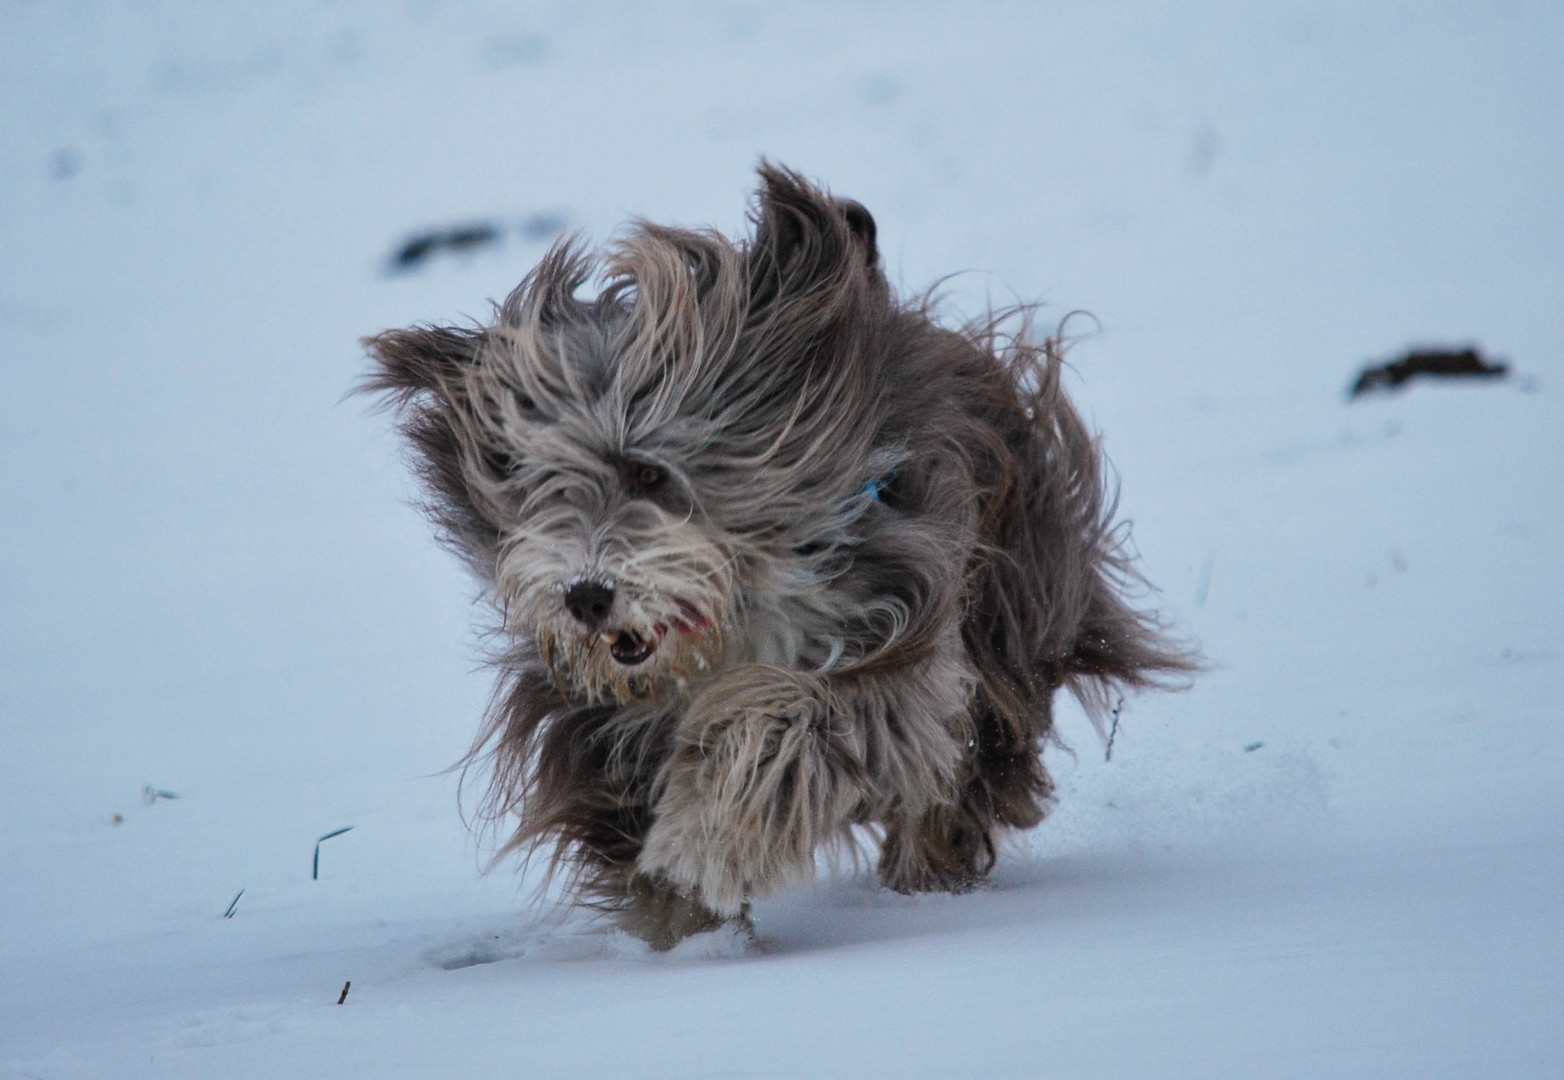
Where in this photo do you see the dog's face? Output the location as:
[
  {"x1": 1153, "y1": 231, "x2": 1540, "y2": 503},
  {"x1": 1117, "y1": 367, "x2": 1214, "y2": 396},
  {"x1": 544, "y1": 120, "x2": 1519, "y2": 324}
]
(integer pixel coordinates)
[
  {"x1": 366, "y1": 166, "x2": 891, "y2": 704},
  {"x1": 479, "y1": 315, "x2": 736, "y2": 704}
]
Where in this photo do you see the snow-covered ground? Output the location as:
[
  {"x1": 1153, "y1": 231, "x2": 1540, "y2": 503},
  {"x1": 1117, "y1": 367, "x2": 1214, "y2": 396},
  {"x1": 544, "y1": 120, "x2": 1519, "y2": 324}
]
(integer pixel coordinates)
[{"x1": 3, "y1": 3, "x2": 1561, "y2": 1076}]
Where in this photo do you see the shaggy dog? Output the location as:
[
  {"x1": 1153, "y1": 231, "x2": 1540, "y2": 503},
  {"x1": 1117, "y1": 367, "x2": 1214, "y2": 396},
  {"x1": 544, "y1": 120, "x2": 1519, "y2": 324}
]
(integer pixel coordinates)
[{"x1": 364, "y1": 165, "x2": 1191, "y2": 948}]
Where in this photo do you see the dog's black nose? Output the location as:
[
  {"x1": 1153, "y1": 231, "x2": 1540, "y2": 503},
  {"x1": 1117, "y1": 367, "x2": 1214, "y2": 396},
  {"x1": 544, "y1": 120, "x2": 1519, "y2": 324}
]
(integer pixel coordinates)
[{"x1": 564, "y1": 582, "x2": 614, "y2": 627}]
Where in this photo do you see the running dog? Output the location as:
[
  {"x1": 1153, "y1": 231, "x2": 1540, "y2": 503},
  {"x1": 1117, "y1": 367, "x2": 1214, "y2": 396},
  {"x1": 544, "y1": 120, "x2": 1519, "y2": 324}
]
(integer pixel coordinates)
[{"x1": 364, "y1": 164, "x2": 1191, "y2": 948}]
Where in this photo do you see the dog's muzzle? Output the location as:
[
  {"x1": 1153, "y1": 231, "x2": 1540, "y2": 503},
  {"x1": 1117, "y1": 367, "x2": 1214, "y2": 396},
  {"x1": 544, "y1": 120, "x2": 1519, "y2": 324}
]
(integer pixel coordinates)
[{"x1": 563, "y1": 580, "x2": 661, "y2": 666}]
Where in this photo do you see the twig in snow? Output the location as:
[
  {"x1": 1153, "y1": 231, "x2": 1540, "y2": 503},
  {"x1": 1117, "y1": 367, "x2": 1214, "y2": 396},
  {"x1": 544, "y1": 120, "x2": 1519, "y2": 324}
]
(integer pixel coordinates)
[
  {"x1": 1195, "y1": 552, "x2": 1215, "y2": 608},
  {"x1": 386, "y1": 223, "x2": 501, "y2": 273},
  {"x1": 1104, "y1": 696, "x2": 1124, "y2": 762},
  {"x1": 223, "y1": 889, "x2": 245, "y2": 918},
  {"x1": 1348, "y1": 345, "x2": 1507, "y2": 399},
  {"x1": 142, "y1": 784, "x2": 179, "y2": 805},
  {"x1": 337, "y1": 981, "x2": 352, "y2": 1005},
  {"x1": 313, "y1": 826, "x2": 355, "y2": 880}
]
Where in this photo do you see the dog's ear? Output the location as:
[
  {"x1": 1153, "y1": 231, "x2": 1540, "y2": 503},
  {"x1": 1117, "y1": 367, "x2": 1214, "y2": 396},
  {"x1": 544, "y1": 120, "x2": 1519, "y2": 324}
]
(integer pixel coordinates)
[
  {"x1": 836, "y1": 198, "x2": 879, "y2": 270},
  {"x1": 360, "y1": 325, "x2": 506, "y2": 579},
  {"x1": 748, "y1": 163, "x2": 880, "y2": 306},
  {"x1": 360, "y1": 325, "x2": 482, "y2": 401}
]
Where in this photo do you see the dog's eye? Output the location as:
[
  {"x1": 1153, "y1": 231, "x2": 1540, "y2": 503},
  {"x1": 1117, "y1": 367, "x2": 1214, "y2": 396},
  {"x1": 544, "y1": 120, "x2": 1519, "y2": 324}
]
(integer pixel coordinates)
[
  {"x1": 628, "y1": 463, "x2": 666, "y2": 494},
  {"x1": 482, "y1": 448, "x2": 518, "y2": 478}
]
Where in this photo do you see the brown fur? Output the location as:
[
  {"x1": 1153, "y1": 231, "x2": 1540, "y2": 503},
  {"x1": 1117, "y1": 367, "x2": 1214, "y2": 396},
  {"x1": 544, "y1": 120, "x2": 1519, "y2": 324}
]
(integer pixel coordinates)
[{"x1": 363, "y1": 164, "x2": 1194, "y2": 947}]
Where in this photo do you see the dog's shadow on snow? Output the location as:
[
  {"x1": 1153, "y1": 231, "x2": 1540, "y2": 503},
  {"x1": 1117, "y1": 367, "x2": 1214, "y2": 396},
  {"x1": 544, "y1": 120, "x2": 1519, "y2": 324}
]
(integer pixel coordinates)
[
  {"x1": 422, "y1": 851, "x2": 1199, "y2": 969},
  {"x1": 421, "y1": 909, "x2": 755, "y2": 971},
  {"x1": 750, "y1": 851, "x2": 1203, "y2": 956}
]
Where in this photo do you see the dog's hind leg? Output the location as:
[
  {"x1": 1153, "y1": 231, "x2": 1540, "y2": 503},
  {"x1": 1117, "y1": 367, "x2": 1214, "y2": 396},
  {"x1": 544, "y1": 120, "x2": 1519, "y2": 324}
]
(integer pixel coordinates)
[{"x1": 879, "y1": 692, "x2": 1054, "y2": 894}]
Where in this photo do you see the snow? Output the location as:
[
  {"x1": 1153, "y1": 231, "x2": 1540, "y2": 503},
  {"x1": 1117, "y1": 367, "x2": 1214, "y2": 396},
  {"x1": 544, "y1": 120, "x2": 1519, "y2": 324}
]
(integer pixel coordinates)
[{"x1": 2, "y1": 2, "x2": 1560, "y2": 1076}]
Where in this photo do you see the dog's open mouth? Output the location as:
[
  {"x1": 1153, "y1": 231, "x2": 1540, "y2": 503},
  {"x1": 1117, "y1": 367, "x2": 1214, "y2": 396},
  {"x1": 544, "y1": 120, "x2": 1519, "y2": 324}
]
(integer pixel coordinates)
[{"x1": 607, "y1": 628, "x2": 658, "y2": 666}]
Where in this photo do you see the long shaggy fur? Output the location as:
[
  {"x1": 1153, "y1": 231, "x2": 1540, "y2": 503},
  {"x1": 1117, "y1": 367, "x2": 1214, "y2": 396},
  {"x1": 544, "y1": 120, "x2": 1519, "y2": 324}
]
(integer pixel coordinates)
[{"x1": 363, "y1": 164, "x2": 1193, "y2": 948}]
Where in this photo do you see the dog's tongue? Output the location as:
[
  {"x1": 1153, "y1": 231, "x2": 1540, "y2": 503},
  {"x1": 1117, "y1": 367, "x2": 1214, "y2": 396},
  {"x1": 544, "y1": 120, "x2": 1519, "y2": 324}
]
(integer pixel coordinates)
[{"x1": 670, "y1": 601, "x2": 713, "y2": 635}]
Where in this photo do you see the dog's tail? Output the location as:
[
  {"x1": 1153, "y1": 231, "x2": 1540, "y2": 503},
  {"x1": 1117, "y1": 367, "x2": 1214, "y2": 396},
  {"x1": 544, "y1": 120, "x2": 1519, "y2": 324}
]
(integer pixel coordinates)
[{"x1": 963, "y1": 315, "x2": 1198, "y2": 753}]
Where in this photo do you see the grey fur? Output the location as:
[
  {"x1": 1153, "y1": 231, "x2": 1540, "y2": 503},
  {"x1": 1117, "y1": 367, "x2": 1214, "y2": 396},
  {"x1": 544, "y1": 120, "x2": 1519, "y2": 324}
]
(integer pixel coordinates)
[{"x1": 363, "y1": 164, "x2": 1194, "y2": 948}]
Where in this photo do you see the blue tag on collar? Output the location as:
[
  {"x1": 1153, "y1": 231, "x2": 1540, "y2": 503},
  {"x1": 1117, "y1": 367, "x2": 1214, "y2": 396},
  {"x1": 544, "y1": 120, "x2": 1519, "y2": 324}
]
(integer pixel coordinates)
[{"x1": 864, "y1": 467, "x2": 899, "y2": 502}]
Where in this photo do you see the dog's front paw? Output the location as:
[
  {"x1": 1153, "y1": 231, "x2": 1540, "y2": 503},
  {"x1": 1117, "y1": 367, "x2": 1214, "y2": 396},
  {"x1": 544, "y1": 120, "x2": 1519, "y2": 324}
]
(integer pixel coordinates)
[
  {"x1": 617, "y1": 873, "x2": 750, "y2": 952},
  {"x1": 637, "y1": 665, "x2": 862, "y2": 914},
  {"x1": 637, "y1": 796, "x2": 749, "y2": 917}
]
